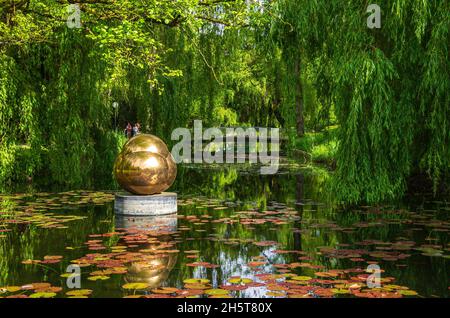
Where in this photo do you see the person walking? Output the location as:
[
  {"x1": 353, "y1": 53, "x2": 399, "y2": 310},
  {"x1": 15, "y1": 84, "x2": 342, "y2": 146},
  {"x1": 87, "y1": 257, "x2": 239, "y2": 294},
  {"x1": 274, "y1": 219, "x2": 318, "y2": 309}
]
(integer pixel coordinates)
[
  {"x1": 132, "y1": 123, "x2": 140, "y2": 137},
  {"x1": 125, "y1": 122, "x2": 132, "y2": 139}
]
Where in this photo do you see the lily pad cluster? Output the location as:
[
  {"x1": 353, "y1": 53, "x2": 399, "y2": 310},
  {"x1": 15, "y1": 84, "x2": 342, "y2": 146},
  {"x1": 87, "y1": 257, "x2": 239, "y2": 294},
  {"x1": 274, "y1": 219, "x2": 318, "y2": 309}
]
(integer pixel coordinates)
[{"x1": 2, "y1": 193, "x2": 449, "y2": 298}]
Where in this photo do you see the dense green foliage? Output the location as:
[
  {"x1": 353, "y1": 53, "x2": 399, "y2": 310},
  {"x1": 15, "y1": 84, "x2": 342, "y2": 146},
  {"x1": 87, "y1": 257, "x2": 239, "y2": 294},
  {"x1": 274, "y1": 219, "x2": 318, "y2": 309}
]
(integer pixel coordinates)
[{"x1": 0, "y1": 1, "x2": 448, "y2": 203}]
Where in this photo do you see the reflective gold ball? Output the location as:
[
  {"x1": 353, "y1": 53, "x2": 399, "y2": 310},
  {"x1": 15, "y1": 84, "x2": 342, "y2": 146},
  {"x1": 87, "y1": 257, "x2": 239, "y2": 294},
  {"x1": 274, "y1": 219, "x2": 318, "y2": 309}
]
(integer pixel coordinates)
[
  {"x1": 114, "y1": 134, "x2": 177, "y2": 195},
  {"x1": 125, "y1": 248, "x2": 178, "y2": 289}
]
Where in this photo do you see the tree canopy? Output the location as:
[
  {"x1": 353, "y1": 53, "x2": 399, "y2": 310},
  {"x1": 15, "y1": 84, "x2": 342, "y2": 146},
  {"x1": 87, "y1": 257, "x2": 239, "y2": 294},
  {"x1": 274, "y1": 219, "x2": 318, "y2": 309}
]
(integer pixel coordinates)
[{"x1": 0, "y1": 0, "x2": 448, "y2": 204}]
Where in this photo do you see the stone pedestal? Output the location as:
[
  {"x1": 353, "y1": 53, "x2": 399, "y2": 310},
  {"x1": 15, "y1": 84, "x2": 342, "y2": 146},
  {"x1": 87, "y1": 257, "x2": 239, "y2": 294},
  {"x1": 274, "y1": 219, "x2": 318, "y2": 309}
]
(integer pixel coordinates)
[
  {"x1": 115, "y1": 214, "x2": 177, "y2": 232},
  {"x1": 114, "y1": 192, "x2": 177, "y2": 216}
]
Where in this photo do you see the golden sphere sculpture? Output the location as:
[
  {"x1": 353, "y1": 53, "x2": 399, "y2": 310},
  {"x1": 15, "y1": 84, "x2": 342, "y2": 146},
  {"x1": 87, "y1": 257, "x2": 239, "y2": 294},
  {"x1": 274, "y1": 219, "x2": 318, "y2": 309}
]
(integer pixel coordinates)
[{"x1": 114, "y1": 134, "x2": 177, "y2": 195}]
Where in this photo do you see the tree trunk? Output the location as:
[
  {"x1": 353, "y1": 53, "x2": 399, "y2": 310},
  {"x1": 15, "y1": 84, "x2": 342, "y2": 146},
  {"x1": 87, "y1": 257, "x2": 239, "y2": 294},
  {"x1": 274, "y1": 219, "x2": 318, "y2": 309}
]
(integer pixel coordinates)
[
  {"x1": 294, "y1": 58, "x2": 305, "y2": 136},
  {"x1": 272, "y1": 62, "x2": 285, "y2": 127}
]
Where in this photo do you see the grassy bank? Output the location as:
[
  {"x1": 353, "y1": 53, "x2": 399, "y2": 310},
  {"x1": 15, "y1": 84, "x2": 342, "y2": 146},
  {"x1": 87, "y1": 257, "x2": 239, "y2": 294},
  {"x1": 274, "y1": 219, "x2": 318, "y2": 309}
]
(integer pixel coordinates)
[{"x1": 287, "y1": 126, "x2": 338, "y2": 169}]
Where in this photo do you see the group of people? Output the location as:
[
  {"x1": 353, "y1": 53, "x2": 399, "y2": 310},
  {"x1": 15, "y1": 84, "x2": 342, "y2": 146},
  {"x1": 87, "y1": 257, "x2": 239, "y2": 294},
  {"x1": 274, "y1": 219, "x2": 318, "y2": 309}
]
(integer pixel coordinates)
[{"x1": 124, "y1": 122, "x2": 141, "y2": 139}]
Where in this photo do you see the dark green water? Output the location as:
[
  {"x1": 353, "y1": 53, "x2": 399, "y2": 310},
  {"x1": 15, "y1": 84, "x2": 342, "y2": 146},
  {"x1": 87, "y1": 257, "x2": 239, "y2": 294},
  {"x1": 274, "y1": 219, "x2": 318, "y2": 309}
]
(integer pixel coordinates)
[{"x1": 0, "y1": 165, "x2": 449, "y2": 298}]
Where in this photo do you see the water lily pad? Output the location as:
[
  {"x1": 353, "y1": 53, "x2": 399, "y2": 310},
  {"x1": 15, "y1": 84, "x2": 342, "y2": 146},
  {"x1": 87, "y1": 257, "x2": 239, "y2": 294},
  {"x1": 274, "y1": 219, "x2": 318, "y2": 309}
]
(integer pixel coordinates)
[
  {"x1": 88, "y1": 275, "x2": 110, "y2": 281},
  {"x1": 66, "y1": 289, "x2": 93, "y2": 296},
  {"x1": 152, "y1": 287, "x2": 180, "y2": 294},
  {"x1": 177, "y1": 289, "x2": 205, "y2": 296},
  {"x1": 331, "y1": 288, "x2": 350, "y2": 294},
  {"x1": 315, "y1": 272, "x2": 338, "y2": 278},
  {"x1": 221, "y1": 284, "x2": 248, "y2": 291},
  {"x1": 44, "y1": 255, "x2": 63, "y2": 260},
  {"x1": 184, "y1": 284, "x2": 210, "y2": 290},
  {"x1": 1, "y1": 286, "x2": 21, "y2": 293},
  {"x1": 398, "y1": 290, "x2": 418, "y2": 296},
  {"x1": 60, "y1": 273, "x2": 80, "y2": 278},
  {"x1": 228, "y1": 277, "x2": 253, "y2": 284},
  {"x1": 183, "y1": 278, "x2": 210, "y2": 284},
  {"x1": 292, "y1": 276, "x2": 312, "y2": 281},
  {"x1": 122, "y1": 283, "x2": 149, "y2": 290},
  {"x1": 247, "y1": 261, "x2": 266, "y2": 267},
  {"x1": 34, "y1": 286, "x2": 62, "y2": 293},
  {"x1": 29, "y1": 292, "x2": 56, "y2": 298},
  {"x1": 204, "y1": 289, "x2": 229, "y2": 296}
]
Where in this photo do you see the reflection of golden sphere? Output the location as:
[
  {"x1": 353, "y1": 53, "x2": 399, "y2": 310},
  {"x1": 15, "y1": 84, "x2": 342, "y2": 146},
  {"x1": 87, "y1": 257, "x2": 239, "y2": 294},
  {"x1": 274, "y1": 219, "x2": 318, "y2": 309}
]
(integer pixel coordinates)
[
  {"x1": 126, "y1": 252, "x2": 178, "y2": 289},
  {"x1": 114, "y1": 134, "x2": 177, "y2": 195}
]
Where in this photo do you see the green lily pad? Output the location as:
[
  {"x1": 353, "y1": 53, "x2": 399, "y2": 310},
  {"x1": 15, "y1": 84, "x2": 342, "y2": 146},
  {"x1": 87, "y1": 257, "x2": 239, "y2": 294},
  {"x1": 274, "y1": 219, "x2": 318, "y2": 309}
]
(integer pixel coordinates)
[
  {"x1": 183, "y1": 278, "x2": 210, "y2": 284},
  {"x1": 87, "y1": 276, "x2": 110, "y2": 281},
  {"x1": 228, "y1": 277, "x2": 253, "y2": 284},
  {"x1": 204, "y1": 289, "x2": 229, "y2": 296},
  {"x1": 66, "y1": 289, "x2": 92, "y2": 296},
  {"x1": 122, "y1": 283, "x2": 149, "y2": 290},
  {"x1": 29, "y1": 292, "x2": 56, "y2": 298}
]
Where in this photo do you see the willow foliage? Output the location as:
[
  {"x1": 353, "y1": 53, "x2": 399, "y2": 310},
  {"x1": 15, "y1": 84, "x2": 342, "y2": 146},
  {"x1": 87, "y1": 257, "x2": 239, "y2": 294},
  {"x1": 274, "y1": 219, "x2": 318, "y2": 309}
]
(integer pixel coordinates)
[
  {"x1": 0, "y1": 1, "x2": 448, "y2": 204},
  {"x1": 0, "y1": 0, "x2": 258, "y2": 189},
  {"x1": 272, "y1": 0, "x2": 449, "y2": 203}
]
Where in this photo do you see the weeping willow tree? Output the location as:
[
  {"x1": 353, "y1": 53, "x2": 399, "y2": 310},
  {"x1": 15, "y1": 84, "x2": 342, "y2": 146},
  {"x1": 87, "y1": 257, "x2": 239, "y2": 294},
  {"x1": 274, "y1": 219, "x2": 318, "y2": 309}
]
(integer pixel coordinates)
[
  {"x1": 0, "y1": 0, "x2": 448, "y2": 204},
  {"x1": 143, "y1": 21, "x2": 285, "y2": 141},
  {"x1": 271, "y1": 0, "x2": 450, "y2": 203},
  {"x1": 0, "y1": 0, "x2": 257, "y2": 189},
  {"x1": 0, "y1": 19, "x2": 127, "y2": 189}
]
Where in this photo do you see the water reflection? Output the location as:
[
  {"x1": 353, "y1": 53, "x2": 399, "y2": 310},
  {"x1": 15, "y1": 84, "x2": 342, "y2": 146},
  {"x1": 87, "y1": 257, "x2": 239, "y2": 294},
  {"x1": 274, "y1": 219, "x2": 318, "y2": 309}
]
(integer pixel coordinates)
[
  {"x1": 115, "y1": 214, "x2": 177, "y2": 232},
  {"x1": 0, "y1": 165, "x2": 449, "y2": 298},
  {"x1": 115, "y1": 215, "x2": 178, "y2": 289}
]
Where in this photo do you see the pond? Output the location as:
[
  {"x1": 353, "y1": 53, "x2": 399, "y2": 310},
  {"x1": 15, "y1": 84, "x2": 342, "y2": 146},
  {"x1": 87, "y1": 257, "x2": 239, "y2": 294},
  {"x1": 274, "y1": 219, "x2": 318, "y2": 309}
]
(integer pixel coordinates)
[{"x1": 0, "y1": 164, "x2": 449, "y2": 298}]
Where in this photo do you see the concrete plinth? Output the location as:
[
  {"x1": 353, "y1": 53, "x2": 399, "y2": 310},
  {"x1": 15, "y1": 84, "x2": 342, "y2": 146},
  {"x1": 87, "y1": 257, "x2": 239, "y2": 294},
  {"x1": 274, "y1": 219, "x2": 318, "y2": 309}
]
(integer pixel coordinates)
[{"x1": 114, "y1": 192, "x2": 177, "y2": 216}]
